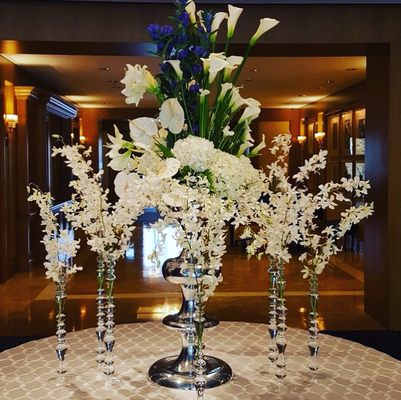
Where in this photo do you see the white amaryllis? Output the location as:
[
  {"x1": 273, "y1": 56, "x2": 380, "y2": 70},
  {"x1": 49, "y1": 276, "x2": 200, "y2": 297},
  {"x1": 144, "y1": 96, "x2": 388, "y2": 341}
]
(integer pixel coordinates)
[
  {"x1": 227, "y1": 5, "x2": 243, "y2": 39},
  {"x1": 210, "y1": 12, "x2": 228, "y2": 43},
  {"x1": 164, "y1": 60, "x2": 183, "y2": 79},
  {"x1": 185, "y1": 0, "x2": 196, "y2": 24},
  {"x1": 129, "y1": 117, "x2": 158, "y2": 148},
  {"x1": 159, "y1": 98, "x2": 185, "y2": 134},
  {"x1": 121, "y1": 64, "x2": 157, "y2": 106},
  {"x1": 108, "y1": 151, "x2": 135, "y2": 171},
  {"x1": 106, "y1": 125, "x2": 127, "y2": 159},
  {"x1": 250, "y1": 17, "x2": 280, "y2": 46}
]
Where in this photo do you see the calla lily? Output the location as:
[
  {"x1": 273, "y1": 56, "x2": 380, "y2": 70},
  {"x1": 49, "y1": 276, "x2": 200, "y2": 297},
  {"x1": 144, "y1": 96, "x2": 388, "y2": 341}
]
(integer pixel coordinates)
[
  {"x1": 248, "y1": 134, "x2": 266, "y2": 157},
  {"x1": 199, "y1": 89, "x2": 210, "y2": 97},
  {"x1": 210, "y1": 12, "x2": 228, "y2": 43},
  {"x1": 227, "y1": 5, "x2": 243, "y2": 39},
  {"x1": 159, "y1": 98, "x2": 185, "y2": 134},
  {"x1": 202, "y1": 53, "x2": 229, "y2": 84},
  {"x1": 185, "y1": 0, "x2": 196, "y2": 24},
  {"x1": 129, "y1": 117, "x2": 158, "y2": 148},
  {"x1": 218, "y1": 83, "x2": 233, "y2": 101},
  {"x1": 164, "y1": 60, "x2": 183, "y2": 79},
  {"x1": 196, "y1": 10, "x2": 206, "y2": 30},
  {"x1": 223, "y1": 55, "x2": 244, "y2": 80},
  {"x1": 223, "y1": 126, "x2": 235, "y2": 136},
  {"x1": 250, "y1": 18, "x2": 280, "y2": 46},
  {"x1": 239, "y1": 105, "x2": 261, "y2": 124},
  {"x1": 229, "y1": 86, "x2": 245, "y2": 111}
]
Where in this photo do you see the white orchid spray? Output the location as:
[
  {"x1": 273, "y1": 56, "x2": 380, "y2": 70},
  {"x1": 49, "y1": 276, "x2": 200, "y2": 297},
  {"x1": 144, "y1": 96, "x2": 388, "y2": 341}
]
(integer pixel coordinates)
[
  {"x1": 52, "y1": 143, "x2": 148, "y2": 374},
  {"x1": 27, "y1": 186, "x2": 81, "y2": 373},
  {"x1": 27, "y1": 187, "x2": 81, "y2": 282}
]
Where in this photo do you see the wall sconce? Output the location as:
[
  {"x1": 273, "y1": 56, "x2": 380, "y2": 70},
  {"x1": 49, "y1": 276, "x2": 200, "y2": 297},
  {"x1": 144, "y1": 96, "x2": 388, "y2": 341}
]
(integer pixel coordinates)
[
  {"x1": 314, "y1": 131, "x2": 326, "y2": 147},
  {"x1": 3, "y1": 114, "x2": 18, "y2": 144},
  {"x1": 78, "y1": 117, "x2": 86, "y2": 144},
  {"x1": 297, "y1": 135, "x2": 307, "y2": 146}
]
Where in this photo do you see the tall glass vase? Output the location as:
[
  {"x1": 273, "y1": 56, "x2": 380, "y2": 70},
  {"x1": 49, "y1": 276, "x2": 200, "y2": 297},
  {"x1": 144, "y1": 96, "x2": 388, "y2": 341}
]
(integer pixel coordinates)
[
  {"x1": 103, "y1": 257, "x2": 116, "y2": 376},
  {"x1": 194, "y1": 276, "x2": 207, "y2": 399},
  {"x1": 308, "y1": 270, "x2": 319, "y2": 373},
  {"x1": 95, "y1": 255, "x2": 106, "y2": 364},
  {"x1": 55, "y1": 265, "x2": 68, "y2": 375},
  {"x1": 267, "y1": 257, "x2": 279, "y2": 364},
  {"x1": 275, "y1": 260, "x2": 287, "y2": 380},
  {"x1": 148, "y1": 252, "x2": 232, "y2": 391}
]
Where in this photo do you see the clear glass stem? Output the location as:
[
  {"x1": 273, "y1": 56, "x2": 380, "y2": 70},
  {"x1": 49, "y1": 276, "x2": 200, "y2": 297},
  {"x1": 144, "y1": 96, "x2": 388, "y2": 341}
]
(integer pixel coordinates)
[
  {"x1": 308, "y1": 271, "x2": 319, "y2": 373},
  {"x1": 103, "y1": 257, "x2": 116, "y2": 376},
  {"x1": 275, "y1": 260, "x2": 287, "y2": 380},
  {"x1": 194, "y1": 271, "x2": 206, "y2": 399},
  {"x1": 55, "y1": 266, "x2": 67, "y2": 375},
  {"x1": 95, "y1": 255, "x2": 106, "y2": 364},
  {"x1": 268, "y1": 257, "x2": 279, "y2": 364}
]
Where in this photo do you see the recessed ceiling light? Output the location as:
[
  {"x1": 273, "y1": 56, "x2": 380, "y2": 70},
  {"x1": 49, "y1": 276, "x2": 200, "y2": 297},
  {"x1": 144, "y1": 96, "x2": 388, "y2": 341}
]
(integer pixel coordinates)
[
  {"x1": 252, "y1": 68, "x2": 258, "y2": 73},
  {"x1": 326, "y1": 79, "x2": 333, "y2": 84},
  {"x1": 298, "y1": 94, "x2": 306, "y2": 97},
  {"x1": 100, "y1": 67, "x2": 111, "y2": 71}
]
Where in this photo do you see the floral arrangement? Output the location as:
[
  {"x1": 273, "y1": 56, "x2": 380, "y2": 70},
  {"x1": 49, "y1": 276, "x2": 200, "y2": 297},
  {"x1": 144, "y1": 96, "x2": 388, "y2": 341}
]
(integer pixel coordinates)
[
  {"x1": 244, "y1": 134, "x2": 373, "y2": 377},
  {"x1": 27, "y1": 187, "x2": 81, "y2": 374},
  {"x1": 29, "y1": 0, "x2": 374, "y2": 393},
  {"x1": 105, "y1": 1, "x2": 279, "y2": 393}
]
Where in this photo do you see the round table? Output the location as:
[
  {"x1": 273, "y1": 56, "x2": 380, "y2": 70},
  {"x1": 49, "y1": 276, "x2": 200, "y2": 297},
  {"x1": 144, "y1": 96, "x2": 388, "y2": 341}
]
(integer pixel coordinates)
[{"x1": 1, "y1": 321, "x2": 400, "y2": 399}]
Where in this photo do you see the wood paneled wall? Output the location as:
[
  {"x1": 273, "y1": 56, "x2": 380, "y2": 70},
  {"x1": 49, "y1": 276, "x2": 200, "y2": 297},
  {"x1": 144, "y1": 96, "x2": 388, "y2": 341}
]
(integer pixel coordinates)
[{"x1": 0, "y1": 58, "x2": 76, "y2": 282}]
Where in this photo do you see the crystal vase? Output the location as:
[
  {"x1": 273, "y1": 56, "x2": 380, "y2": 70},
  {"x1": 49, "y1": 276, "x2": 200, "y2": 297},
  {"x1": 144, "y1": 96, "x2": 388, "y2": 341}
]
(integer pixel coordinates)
[
  {"x1": 308, "y1": 271, "x2": 319, "y2": 373},
  {"x1": 148, "y1": 251, "x2": 232, "y2": 390}
]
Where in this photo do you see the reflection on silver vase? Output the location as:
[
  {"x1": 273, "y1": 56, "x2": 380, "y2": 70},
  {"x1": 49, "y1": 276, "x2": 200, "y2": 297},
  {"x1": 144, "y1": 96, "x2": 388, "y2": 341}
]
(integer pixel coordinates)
[{"x1": 148, "y1": 252, "x2": 232, "y2": 390}]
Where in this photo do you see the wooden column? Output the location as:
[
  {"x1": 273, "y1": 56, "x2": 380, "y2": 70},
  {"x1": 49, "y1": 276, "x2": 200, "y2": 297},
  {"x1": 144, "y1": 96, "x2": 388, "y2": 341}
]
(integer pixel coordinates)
[{"x1": 14, "y1": 86, "x2": 37, "y2": 272}]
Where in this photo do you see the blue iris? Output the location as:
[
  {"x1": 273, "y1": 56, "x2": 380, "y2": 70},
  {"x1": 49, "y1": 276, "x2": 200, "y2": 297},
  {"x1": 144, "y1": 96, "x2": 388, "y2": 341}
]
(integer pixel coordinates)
[
  {"x1": 147, "y1": 24, "x2": 160, "y2": 41},
  {"x1": 193, "y1": 46, "x2": 205, "y2": 58},
  {"x1": 189, "y1": 84, "x2": 200, "y2": 93},
  {"x1": 192, "y1": 64, "x2": 203, "y2": 75},
  {"x1": 161, "y1": 25, "x2": 174, "y2": 36},
  {"x1": 177, "y1": 49, "x2": 189, "y2": 60}
]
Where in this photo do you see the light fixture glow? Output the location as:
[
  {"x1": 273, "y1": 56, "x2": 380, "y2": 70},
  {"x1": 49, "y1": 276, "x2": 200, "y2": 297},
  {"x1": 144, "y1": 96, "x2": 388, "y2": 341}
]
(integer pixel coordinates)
[
  {"x1": 297, "y1": 135, "x2": 307, "y2": 145},
  {"x1": 314, "y1": 131, "x2": 326, "y2": 144},
  {"x1": 3, "y1": 113, "x2": 18, "y2": 129}
]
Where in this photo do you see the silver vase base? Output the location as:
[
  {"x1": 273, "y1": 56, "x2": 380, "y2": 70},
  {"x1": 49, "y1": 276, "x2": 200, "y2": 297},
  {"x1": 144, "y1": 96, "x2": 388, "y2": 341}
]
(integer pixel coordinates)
[{"x1": 148, "y1": 355, "x2": 233, "y2": 390}]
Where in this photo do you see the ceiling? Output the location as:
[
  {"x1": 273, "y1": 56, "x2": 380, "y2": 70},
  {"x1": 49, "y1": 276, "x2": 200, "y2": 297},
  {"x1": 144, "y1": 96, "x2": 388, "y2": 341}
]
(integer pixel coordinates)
[{"x1": 2, "y1": 54, "x2": 365, "y2": 109}]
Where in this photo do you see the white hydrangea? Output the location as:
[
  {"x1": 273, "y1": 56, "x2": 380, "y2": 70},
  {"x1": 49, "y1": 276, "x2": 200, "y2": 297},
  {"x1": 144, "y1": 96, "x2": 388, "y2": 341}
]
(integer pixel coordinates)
[{"x1": 172, "y1": 136, "x2": 216, "y2": 172}]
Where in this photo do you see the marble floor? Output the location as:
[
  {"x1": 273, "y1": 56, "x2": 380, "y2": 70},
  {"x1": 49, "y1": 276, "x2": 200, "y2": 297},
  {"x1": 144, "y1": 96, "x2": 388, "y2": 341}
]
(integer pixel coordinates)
[{"x1": 0, "y1": 224, "x2": 382, "y2": 337}]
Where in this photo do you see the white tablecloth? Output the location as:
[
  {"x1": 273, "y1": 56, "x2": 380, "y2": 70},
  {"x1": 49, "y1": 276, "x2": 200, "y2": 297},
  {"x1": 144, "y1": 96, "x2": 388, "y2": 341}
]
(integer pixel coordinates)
[{"x1": 1, "y1": 321, "x2": 401, "y2": 399}]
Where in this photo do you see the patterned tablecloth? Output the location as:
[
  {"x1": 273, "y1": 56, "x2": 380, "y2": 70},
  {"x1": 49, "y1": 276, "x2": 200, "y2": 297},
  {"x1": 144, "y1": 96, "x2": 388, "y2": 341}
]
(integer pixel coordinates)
[{"x1": 1, "y1": 321, "x2": 401, "y2": 400}]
